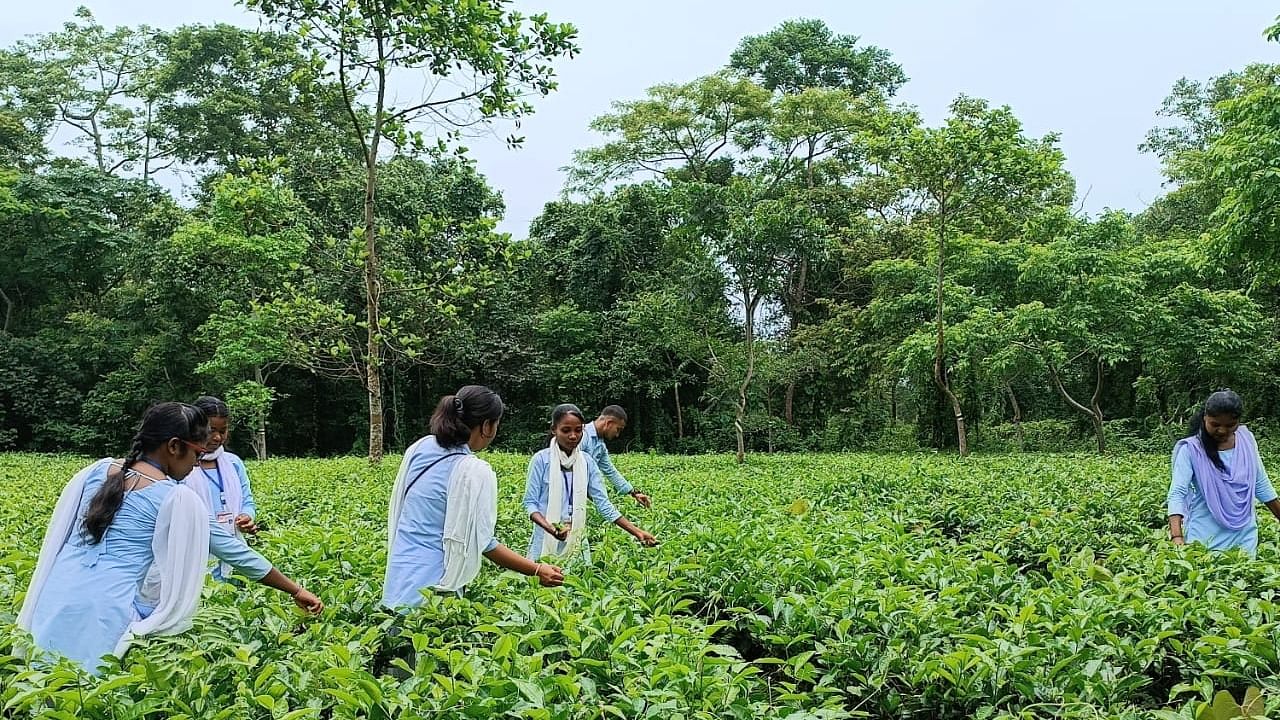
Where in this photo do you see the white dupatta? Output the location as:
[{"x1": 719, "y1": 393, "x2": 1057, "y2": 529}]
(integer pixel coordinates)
[
  {"x1": 545, "y1": 438, "x2": 588, "y2": 558},
  {"x1": 436, "y1": 455, "x2": 497, "y2": 592},
  {"x1": 385, "y1": 438, "x2": 497, "y2": 593},
  {"x1": 180, "y1": 446, "x2": 243, "y2": 578},
  {"x1": 19, "y1": 459, "x2": 210, "y2": 659}
]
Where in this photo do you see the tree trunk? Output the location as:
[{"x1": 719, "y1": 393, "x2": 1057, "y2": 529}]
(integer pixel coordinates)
[
  {"x1": 252, "y1": 366, "x2": 269, "y2": 461},
  {"x1": 735, "y1": 293, "x2": 760, "y2": 465},
  {"x1": 784, "y1": 384, "x2": 795, "y2": 426},
  {"x1": 1047, "y1": 357, "x2": 1106, "y2": 453},
  {"x1": 363, "y1": 36, "x2": 388, "y2": 465},
  {"x1": 932, "y1": 202, "x2": 968, "y2": 455},
  {"x1": 1089, "y1": 358, "x2": 1106, "y2": 453},
  {"x1": 1004, "y1": 382, "x2": 1024, "y2": 452},
  {"x1": 0, "y1": 286, "x2": 12, "y2": 334},
  {"x1": 673, "y1": 381, "x2": 684, "y2": 440},
  {"x1": 888, "y1": 379, "x2": 898, "y2": 428}
]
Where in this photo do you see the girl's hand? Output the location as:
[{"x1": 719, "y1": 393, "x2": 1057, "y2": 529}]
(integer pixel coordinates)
[
  {"x1": 630, "y1": 491, "x2": 652, "y2": 509},
  {"x1": 292, "y1": 588, "x2": 323, "y2": 613},
  {"x1": 535, "y1": 563, "x2": 565, "y2": 587},
  {"x1": 633, "y1": 529, "x2": 658, "y2": 546},
  {"x1": 235, "y1": 514, "x2": 259, "y2": 534},
  {"x1": 550, "y1": 524, "x2": 571, "y2": 541}
]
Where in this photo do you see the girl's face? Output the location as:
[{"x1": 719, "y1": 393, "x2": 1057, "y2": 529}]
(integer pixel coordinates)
[
  {"x1": 553, "y1": 415, "x2": 585, "y2": 454},
  {"x1": 165, "y1": 428, "x2": 208, "y2": 479},
  {"x1": 204, "y1": 416, "x2": 229, "y2": 453},
  {"x1": 1204, "y1": 413, "x2": 1240, "y2": 445},
  {"x1": 470, "y1": 418, "x2": 500, "y2": 451}
]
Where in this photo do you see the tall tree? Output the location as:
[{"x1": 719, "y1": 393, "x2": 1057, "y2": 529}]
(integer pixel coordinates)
[
  {"x1": 729, "y1": 18, "x2": 906, "y2": 96},
  {"x1": 891, "y1": 96, "x2": 1073, "y2": 455},
  {"x1": 8, "y1": 8, "x2": 170, "y2": 179},
  {"x1": 243, "y1": 0, "x2": 578, "y2": 462}
]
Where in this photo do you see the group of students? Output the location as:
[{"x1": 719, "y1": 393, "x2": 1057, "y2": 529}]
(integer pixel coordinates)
[
  {"x1": 16, "y1": 386, "x2": 656, "y2": 674},
  {"x1": 15, "y1": 384, "x2": 1280, "y2": 674}
]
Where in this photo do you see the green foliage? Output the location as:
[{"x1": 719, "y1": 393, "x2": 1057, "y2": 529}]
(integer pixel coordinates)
[{"x1": 4, "y1": 452, "x2": 1280, "y2": 717}]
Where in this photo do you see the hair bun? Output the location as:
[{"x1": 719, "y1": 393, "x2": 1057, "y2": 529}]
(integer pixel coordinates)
[{"x1": 453, "y1": 396, "x2": 464, "y2": 414}]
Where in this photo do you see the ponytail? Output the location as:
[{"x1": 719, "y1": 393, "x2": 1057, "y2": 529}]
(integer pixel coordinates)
[{"x1": 430, "y1": 385, "x2": 505, "y2": 448}]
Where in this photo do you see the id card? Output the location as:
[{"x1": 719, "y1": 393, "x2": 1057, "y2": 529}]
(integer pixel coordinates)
[{"x1": 216, "y1": 511, "x2": 235, "y2": 525}]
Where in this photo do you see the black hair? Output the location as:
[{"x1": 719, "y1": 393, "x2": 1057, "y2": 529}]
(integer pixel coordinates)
[
  {"x1": 551, "y1": 403, "x2": 587, "y2": 427},
  {"x1": 83, "y1": 402, "x2": 209, "y2": 545},
  {"x1": 1190, "y1": 389, "x2": 1245, "y2": 472},
  {"x1": 194, "y1": 395, "x2": 230, "y2": 419},
  {"x1": 599, "y1": 405, "x2": 628, "y2": 422},
  {"x1": 430, "y1": 385, "x2": 505, "y2": 448}
]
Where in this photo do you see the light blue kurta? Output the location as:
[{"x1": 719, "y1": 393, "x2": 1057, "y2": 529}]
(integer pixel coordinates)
[
  {"x1": 193, "y1": 452, "x2": 258, "y2": 521},
  {"x1": 193, "y1": 452, "x2": 258, "y2": 581},
  {"x1": 382, "y1": 437, "x2": 500, "y2": 610},
  {"x1": 523, "y1": 449, "x2": 621, "y2": 560},
  {"x1": 29, "y1": 460, "x2": 272, "y2": 672},
  {"x1": 581, "y1": 423, "x2": 634, "y2": 495},
  {"x1": 1168, "y1": 445, "x2": 1278, "y2": 556}
]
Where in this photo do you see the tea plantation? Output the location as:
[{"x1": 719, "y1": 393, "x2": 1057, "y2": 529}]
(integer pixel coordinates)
[{"x1": 2, "y1": 452, "x2": 1278, "y2": 719}]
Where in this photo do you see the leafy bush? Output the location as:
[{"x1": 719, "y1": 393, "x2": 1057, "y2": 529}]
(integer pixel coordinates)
[{"x1": 2, "y1": 451, "x2": 1277, "y2": 718}]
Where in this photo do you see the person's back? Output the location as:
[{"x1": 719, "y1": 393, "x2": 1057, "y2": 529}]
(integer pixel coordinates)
[
  {"x1": 29, "y1": 459, "x2": 176, "y2": 669},
  {"x1": 382, "y1": 436, "x2": 475, "y2": 608}
]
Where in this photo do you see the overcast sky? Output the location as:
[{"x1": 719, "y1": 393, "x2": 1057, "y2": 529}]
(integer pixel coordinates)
[{"x1": 6, "y1": 1, "x2": 1279, "y2": 237}]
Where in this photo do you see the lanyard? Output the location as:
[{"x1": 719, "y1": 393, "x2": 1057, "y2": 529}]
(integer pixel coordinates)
[{"x1": 201, "y1": 464, "x2": 228, "y2": 511}]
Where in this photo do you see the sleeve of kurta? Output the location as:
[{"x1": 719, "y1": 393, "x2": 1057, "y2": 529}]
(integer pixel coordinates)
[
  {"x1": 591, "y1": 441, "x2": 633, "y2": 495},
  {"x1": 1168, "y1": 445, "x2": 1193, "y2": 518},
  {"x1": 585, "y1": 459, "x2": 622, "y2": 523},
  {"x1": 234, "y1": 459, "x2": 257, "y2": 519},
  {"x1": 1256, "y1": 456, "x2": 1278, "y2": 503},
  {"x1": 523, "y1": 454, "x2": 545, "y2": 517},
  {"x1": 208, "y1": 520, "x2": 272, "y2": 580}
]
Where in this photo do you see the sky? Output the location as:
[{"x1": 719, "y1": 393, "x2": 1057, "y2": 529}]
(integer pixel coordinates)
[{"x1": 5, "y1": 1, "x2": 1279, "y2": 238}]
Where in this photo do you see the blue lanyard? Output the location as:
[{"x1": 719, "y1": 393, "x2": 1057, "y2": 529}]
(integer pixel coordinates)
[
  {"x1": 202, "y1": 464, "x2": 225, "y2": 493},
  {"x1": 201, "y1": 464, "x2": 228, "y2": 511}
]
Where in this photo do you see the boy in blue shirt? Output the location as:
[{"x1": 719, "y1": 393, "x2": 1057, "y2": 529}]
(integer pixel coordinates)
[{"x1": 580, "y1": 405, "x2": 651, "y2": 508}]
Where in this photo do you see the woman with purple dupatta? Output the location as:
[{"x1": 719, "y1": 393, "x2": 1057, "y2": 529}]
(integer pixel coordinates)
[{"x1": 1168, "y1": 390, "x2": 1280, "y2": 556}]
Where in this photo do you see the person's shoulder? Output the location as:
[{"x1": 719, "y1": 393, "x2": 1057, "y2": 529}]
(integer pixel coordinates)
[
  {"x1": 225, "y1": 451, "x2": 246, "y2": 467},
  {"x1": 531, "y1": 447, "x2": 551, "y2": 463}
]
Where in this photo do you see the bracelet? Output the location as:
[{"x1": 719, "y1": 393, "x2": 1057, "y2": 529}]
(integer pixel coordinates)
[
  {"x1": 1170, "y1": 534, "x2": 1184, "y2": 540},
  {"x1": 532, "y1": 563, "x2": 544, "y2": 577},
  {"x1": 290, "y1": 586, "x2": 305, "y2": 598}
]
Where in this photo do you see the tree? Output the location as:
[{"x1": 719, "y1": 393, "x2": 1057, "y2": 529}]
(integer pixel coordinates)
[
  {"x1": 569, "y1": 73, "x2": 770, "y2": 189},
  {"x1": 8, "y1": 8, "x2": 171, "y2": 179},
  {"x1": 166, "y1": 170, "x2": 310, "y2": 459},
  {"x1": 679, "y1": 178, "x2": 825, "y2": 462},
  {"x1": 891, "y1": 96, "x2": 1073, "y2": 455},
  {"x1": 153, "y1": 23, "x2": 360, "y2": 170},
  {"x1": 243, "y1": 0, "x2": 578, "y2": 462},
  {"x1": 729, "y1": 18, "x2": 906, "y2": 96}
]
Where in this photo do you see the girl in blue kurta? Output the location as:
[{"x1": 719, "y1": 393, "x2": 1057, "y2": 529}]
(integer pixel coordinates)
[
  {"x1": 524, "y1": 404, "x2": 657, "y2": 563},
  {"x1": 382, "y1": 385, "x2": 564, "y2": 611},
  {"x1": 190, "y1": 396, "x2": 260, "y2": 581},
  {"x1": 19, "y1": 403, "x2": 323, "y2": 674},
  {"x1": 1168, "y1": 390, "x2": 1280, "y2": 556}
]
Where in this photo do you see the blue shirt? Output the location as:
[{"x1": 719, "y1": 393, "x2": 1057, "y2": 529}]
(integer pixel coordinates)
[
  {"x1": 194, "y1": 451, "x2": 258, "y2": 520},
  {"x1": 522, "y1": 449, "x2": 622, "y2": 523},
  {"x1": 1168, "y1": 445, "x2": 1278, "y2": 555},
  {"x1": 382, "y1": 437, "x2": 500, "y2": 609},
  {"x1": 580, "y1": 422, "x2": 633, "y2": 495},
  {"x1": 29, "y1": 460, "x2": 271, "y2": 673}
]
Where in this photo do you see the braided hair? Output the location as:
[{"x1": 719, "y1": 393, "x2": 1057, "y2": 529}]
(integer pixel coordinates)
[{"x1": 82, "y1": 402, "x2": 209, "y2": 544}]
